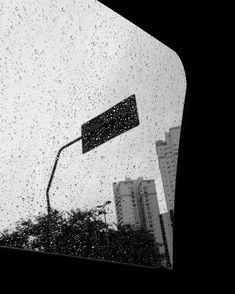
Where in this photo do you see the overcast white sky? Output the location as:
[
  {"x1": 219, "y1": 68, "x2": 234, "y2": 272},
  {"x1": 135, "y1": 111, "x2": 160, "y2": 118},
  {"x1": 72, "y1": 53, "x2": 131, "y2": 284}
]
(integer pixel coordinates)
[{"x1": 0, "y1": 0, "x2": 186, "y2": 232}]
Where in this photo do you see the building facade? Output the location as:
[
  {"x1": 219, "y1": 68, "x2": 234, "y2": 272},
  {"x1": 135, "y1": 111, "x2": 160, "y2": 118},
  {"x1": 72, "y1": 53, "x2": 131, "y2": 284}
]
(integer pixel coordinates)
[
  {"x1": 113, "y1": 177, "x2": 165, "y2": 254},
  {"x1": 155, "y1": 126, "x2": 181, "y2": 212},
  {"x1": 155, "y1": 125, "x2": 181, "y2": 267}
]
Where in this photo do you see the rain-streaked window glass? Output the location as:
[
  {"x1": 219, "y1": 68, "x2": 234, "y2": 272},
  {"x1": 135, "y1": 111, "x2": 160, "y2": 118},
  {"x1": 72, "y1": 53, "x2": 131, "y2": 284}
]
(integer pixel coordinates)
[{"x1": 0, "y1": 0, "x2": 186, "y2": 269}]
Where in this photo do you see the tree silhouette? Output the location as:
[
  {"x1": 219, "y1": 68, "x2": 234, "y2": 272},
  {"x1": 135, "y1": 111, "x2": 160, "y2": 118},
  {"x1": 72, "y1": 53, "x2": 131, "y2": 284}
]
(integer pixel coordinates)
[{"x1": 0, "y1": 208, "x2": 162, "y2": 267}]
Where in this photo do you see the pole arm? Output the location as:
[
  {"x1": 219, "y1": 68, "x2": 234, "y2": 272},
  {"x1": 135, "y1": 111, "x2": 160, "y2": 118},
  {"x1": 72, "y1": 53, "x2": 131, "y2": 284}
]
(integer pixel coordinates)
[{"x1": 46, "y1": 135, "x2": 83, "y2": 215}]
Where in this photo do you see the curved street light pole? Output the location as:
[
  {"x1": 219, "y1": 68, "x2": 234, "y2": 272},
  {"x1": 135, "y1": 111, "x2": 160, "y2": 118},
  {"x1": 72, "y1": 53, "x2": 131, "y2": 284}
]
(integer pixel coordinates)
[{"x1": 46, "y1": 135, "x2": 83, "y2": 251}]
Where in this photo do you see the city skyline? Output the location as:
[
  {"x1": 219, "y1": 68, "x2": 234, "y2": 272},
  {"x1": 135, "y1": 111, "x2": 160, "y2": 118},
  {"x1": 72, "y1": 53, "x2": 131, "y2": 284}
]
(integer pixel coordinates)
[
  {"x1": 112, "y1": 125, "x2": 181, "y2": 268},
  {"x1": 0, "y1": 0, "x2": 186, "y2": 232}
]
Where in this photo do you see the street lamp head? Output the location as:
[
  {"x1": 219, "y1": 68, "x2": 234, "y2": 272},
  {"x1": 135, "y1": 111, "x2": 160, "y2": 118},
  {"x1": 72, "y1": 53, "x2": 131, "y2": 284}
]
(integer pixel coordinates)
[
  {"x1": 96, "y1": 201, "x2": 111, "y2": 209},
  {"x1": 96, "y1": 205, "x2": 103, "y2": 208}
]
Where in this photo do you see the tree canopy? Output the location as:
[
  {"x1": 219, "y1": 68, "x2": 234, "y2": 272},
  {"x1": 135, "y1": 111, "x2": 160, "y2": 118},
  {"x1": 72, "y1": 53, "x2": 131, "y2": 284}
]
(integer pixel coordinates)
[{"x1": 0, "y1": 208, "x2": 163, "y2": 268}]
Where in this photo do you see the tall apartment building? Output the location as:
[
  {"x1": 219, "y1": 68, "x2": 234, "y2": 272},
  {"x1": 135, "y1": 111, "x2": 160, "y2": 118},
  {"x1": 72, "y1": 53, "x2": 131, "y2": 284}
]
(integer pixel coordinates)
[
  {"x1": 155, "y1": 125, "x2": 181, "y2": 267},
  {"x1": 113, "y1": 177, "x2": 165, "y2": 254},
  {"x1": 155, "y1": 126, "x2": 181, "y2": 212}
]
